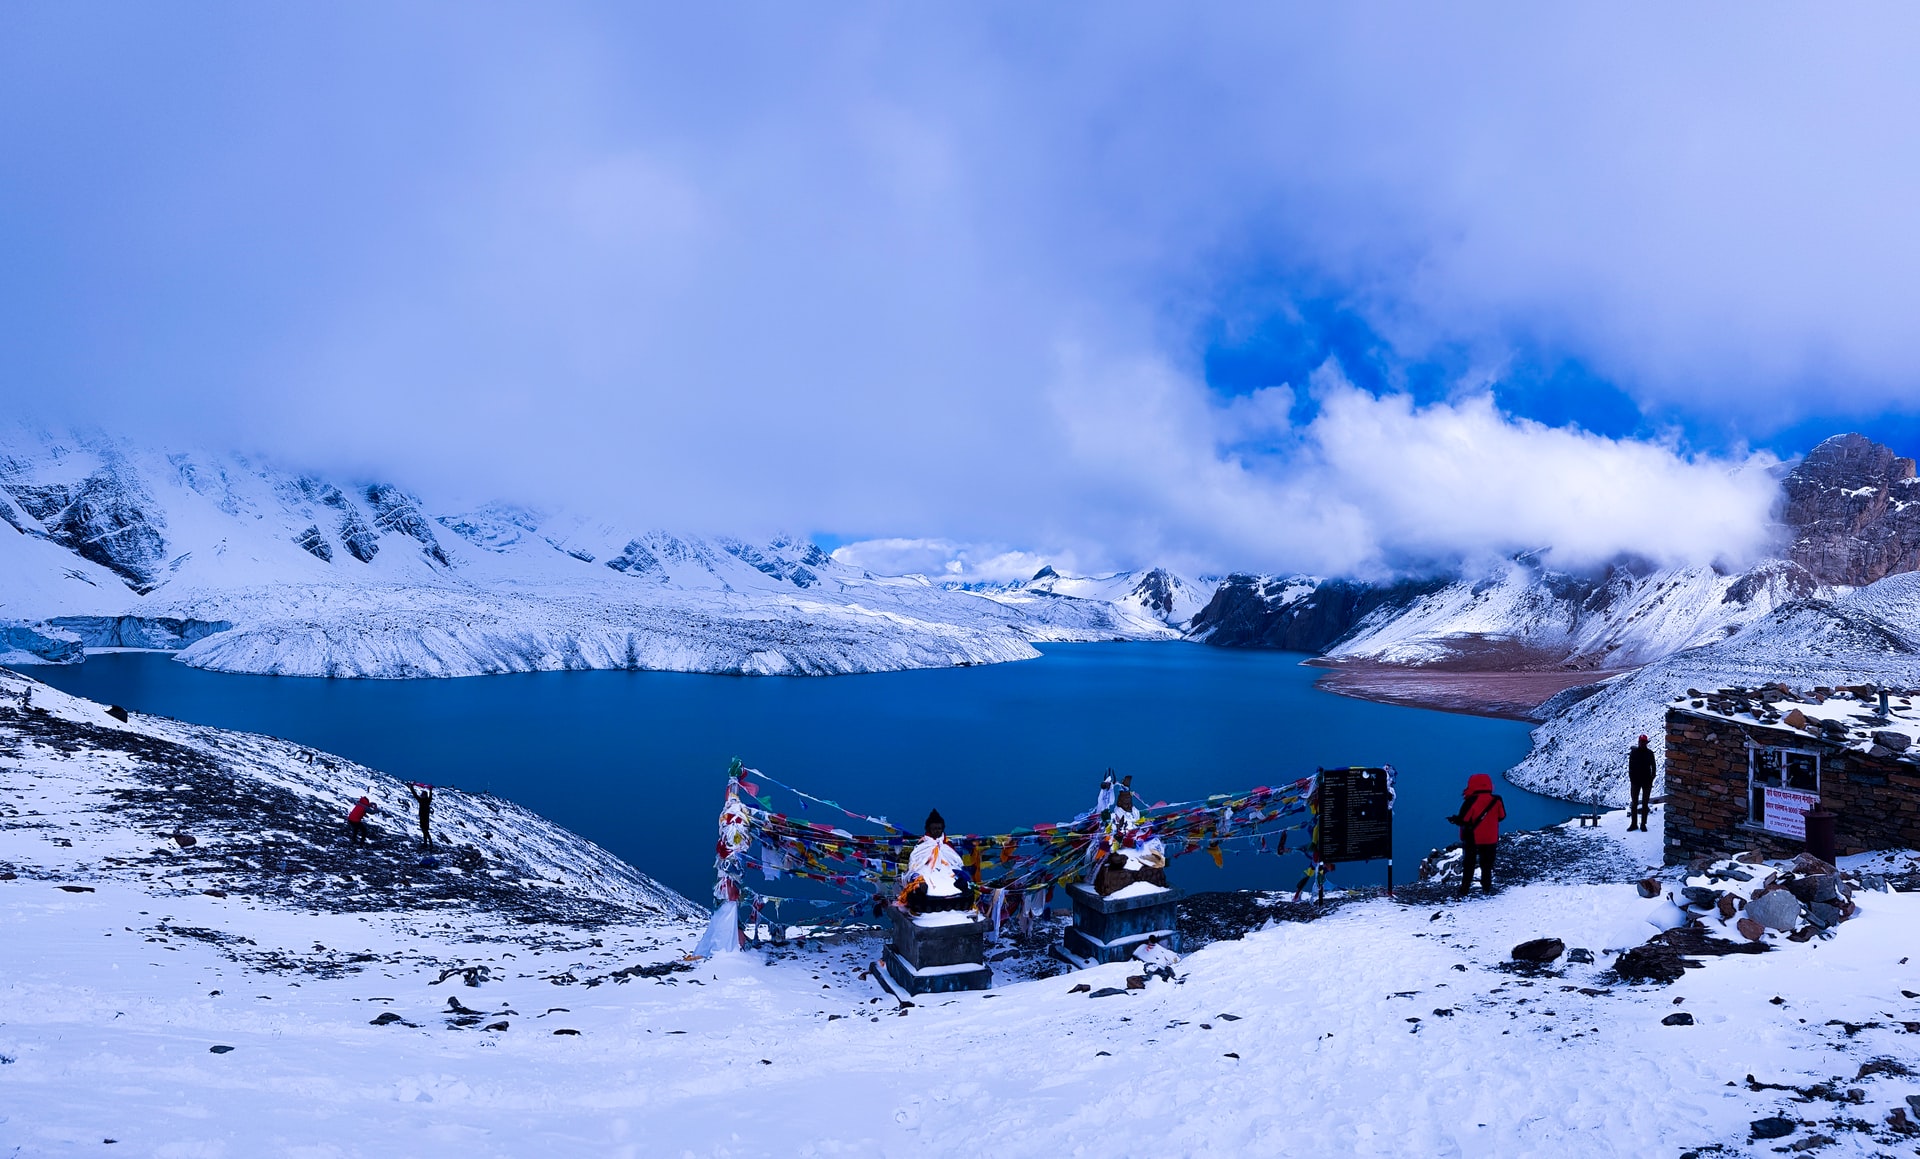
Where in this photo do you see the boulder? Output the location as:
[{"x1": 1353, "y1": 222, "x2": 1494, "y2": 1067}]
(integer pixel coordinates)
[
  {"x1": 1662, "y1": 1012, "x2": 1695, "y2": 1026},
  {"x1": 1747, "y1": 889, "x2": 1803, "y2": 932},
  {"x1": 1511, "y1": 938, "x2": 1565, "y2": 964},
  {"x1": 1786, "y1": 874, "x2": 1849, "y2": 905},
  {"x1": 1791, "y1": 852, "x2": 1838, "y2": 876},
  {"x1": 1872, "y1": 729, "x2": 1912, "y2": 752},
  {"x1": 1750, "y1": 1116, "x2": 1796, "y2": 1140}
]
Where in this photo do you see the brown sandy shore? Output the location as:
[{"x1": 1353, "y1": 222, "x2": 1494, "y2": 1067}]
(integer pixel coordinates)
[{"x1": 1308, "y1": 658, "x2": 1625, "y2": 721}]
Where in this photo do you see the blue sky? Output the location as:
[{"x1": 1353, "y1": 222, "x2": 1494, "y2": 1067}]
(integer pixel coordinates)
[{"x1": 5, "y1": 4, "x2": 1919, "y2": 578}]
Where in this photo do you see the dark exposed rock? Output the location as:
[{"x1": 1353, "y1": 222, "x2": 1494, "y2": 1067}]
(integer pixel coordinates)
[
  {"x1": 338, "y1": 507, "x2": 379, "y2": 563},
  {"x1": 1782, "y1": 432, "x2": 1920, "y2": 586},
  {"x1": 1188, "y1": 574, "x2": 1447, "y2": 652},
  {"x1": 294, "y1": 524, "x2": 333, "y2": 562},
  {"x1": 1129, "y1": 568, "x2": 1182, "y2": 621},
  {"x1": 364, "y1": 484, "x2": 451, "y2": 567},
  {"x1": 1511, "y1": 937, "x2": 1565, "y2": 963},
  {"x1": 717, "y1": 535, "x2": 827, "y2": 589},
  {"x1": 1749, "y1": 1116, "x2": 1795, "y2": 1140},
  {"x1": 1662, "y1": 1011, "x2": 1695, "y2": 1026},
  {"x1": 1, "y1": 455, "x2": 169, "y2": 591}
]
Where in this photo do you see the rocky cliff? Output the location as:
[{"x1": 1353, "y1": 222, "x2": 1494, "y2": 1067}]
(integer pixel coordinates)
[{"x1": 1782, "y1": 432, "x2": 1920, "y2": 586}]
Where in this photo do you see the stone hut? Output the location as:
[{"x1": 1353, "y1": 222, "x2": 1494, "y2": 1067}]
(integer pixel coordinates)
[{"x1": 1663, "y1": 683, "x2": 1920, "y2": 865}]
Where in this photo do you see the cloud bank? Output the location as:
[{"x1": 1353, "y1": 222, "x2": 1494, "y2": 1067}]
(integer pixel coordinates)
[{"x1": 0, "y1": 4, "x2": 1902, "y2": 577}]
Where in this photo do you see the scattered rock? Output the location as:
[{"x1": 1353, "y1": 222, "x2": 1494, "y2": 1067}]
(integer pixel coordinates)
[
  {"x1": 483, "y1": 1021, "x2": 509, "y2": 1032},
  {"x1": 173, "y1": 833, "x2": 197, "y2": 848},
  {"x1": 1737, "y1": 917, "x2": 1765, "y2": 941},
  {"x1": 1567, "y1": 948, "x2": 1594, "y2": 964},
  {"x1": 1747, "y1": 889, "x2": 1803, "y2": 932},
  {"x1": 1614, "y1": 946, "x2": 1690, "y2": 985},
  {"x1": 208, "y1": 1045, "x2": 235, "y2": 1054},
  {"x1": 1717, "y1": 895, "x2": 1739, "y2": 919},
  {"x1": 1662, "y1": 1012, "x2": 1695, "y2": 1026},
  {"x1": 1872, "y1": 729, "x2": 1911, "y2": 752},
  {"x1": 56, "y1": 885, "x2": 94, "y2": 893},
  {"x1": 1089, "y1": 987, "x2": 1129, "y2": 999},
  {"x1": 1511, "y1": 938, "x2": 1565, "y2": 964},
  {"x1": 105, "y1": 705, "x2": 129, "y2": 723},
  {"x1": 1068, "y1": 983, "x2": 1091, "y2": 994},
  {"x1": 370, "y1": 1012, "x2": 404, "y2": 1026},
  {"x1": 202, "y1": 889, "x2": 226, "y2": 898},
  {"x1": 1783, "y1": 708, "x2": 1809, "y2": 730},
  {"x1": 1806, "y1": 902, "x2": 1844, "y2": 929},
  {"x1": 1636, "y1": 879, "x2": 1662, "y2": 899},
  {"x1": 552, "y1": 1028, "x2": 580, "y2": 1035},
  {"x1": 1125, "y1": 976, "x2": 1147, "y2": 990},
  {"x1": 1787, "y1": 1134, "x2": 1835, "y2": 1152},
  {"x1": 1749, "y1": 1116, "x2": 1796, "y2": 1140},
  {"x1": 1680, "y1": 887, "x2": 1720, "y2": 908}
]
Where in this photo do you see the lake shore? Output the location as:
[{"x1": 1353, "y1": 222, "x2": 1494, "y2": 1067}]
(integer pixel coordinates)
[{"x1": 1306, "y1": 657, "x2": 1626, "y2": 722}]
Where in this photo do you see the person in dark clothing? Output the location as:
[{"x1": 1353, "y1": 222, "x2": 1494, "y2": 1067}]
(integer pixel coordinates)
[
  {"x1": 1447, "y1": 773, "x2": 1506, "y2": 895},
  {"x1": 347, "y1": 793, "x2": 378, "y2": 845},
  {"x1": 408, "y1": 783, "x2": 435, "y2": 848},
  {"x1": 1627, "y1": 734, "x2": 1658, "y2": 831}
]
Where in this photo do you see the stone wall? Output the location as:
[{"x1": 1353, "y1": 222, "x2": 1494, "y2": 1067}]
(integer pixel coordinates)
[{"x1": 1664, "y1": 707, "x2": 1920, "y2": 865}]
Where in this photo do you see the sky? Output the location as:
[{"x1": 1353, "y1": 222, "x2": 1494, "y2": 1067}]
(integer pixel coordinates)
[{"x1": 5, "y1": 4, "x2": 1920, "y2": 582}]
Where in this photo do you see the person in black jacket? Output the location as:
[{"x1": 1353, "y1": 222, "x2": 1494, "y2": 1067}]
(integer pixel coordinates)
[
  {"x1": 407, "y1": 783, "x2": 435, "y2": 848},
  {"x1": 1627, "y1": 735, "x2": 1657, "y2": 831}
]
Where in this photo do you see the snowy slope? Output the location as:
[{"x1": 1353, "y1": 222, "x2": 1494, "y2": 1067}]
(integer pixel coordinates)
[
  {"x1": 5, "y1": 673, "x2": 1920, "y2": 1156},
  {"x1": 0, "y1": 430, "x2": 1175, "y2": 678},
  {"x1": 1508, "y1": 571, "x2": 1920, "y2": 805},
  {"x1": 970, "y1": 565, "x2": 1215, "y2": 628},
  {"x1": 1322, "y1": 556, "x2": 1823, "y2": 670}
]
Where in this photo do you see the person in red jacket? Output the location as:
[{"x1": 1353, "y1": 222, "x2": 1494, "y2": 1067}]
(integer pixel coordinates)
[
  {"x1": 1447, "y1": 773, "x2": 1506, "y2": 895},
  {"x1": 347, "y1": 793, "x2": 379, "y2": 846}
]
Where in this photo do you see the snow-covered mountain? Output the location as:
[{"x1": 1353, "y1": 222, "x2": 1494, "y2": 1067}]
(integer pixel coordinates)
[
  {"x1": 1189, "y1": 557, "x2": 1823, "y2": 670},
  {"x1": 0, "y1": 430, "x2": 1180, "y2": 678},
  {"x1": 1507, "y1": 570, "x2": 1920, "y2": 806},
  {"x1": 1185, "y1": 435, "x2": 1920, "y2": 674},
  {"x1": 947, "y1": 564, "x2": 1214, "y2": 628}
]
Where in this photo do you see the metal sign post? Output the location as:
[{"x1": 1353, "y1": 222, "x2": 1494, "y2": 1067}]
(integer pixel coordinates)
[{"x1": 1316, "y1": 766, "x2": 1396, "y2": 899}]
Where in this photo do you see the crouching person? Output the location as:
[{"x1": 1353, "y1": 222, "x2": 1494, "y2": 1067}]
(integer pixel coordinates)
[{"x1": 346, "y1": 791, "x2": 379, "y2": 846}]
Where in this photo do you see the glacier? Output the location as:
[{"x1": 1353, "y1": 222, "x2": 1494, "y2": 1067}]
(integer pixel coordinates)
[{"x1": 0, "y1": 430, "x2": 1189, "y2": 679}]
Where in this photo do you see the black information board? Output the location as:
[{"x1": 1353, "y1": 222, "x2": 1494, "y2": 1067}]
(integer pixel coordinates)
[{"x1": 1318, "y1": 766, "x2": 1394, "y2": 864}]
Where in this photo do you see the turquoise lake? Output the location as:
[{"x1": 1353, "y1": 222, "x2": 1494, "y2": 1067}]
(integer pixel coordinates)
[{"x1": 29, "y1": 643, "x2": 1571, "y2": 905}]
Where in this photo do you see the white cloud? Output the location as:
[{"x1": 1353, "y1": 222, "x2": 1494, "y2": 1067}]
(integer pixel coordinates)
[
  {"x1": 829, "y1": 539, "x2": 1061, "y2": 586},
  {"x1": 1045, "y1": 353, "x2": 1779, "y2": 578},
  {"x1": 0, "y1": 5, "x2": 1896, "y2": 575}
]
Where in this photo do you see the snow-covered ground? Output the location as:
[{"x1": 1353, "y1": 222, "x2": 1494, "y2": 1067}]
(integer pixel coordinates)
[
  {"x1": 0, "y1": 430, "x2": 1182, "y2": 678},
  {"x1": 7, "y1": 669, "x2": 1920, "y2": 1157}
]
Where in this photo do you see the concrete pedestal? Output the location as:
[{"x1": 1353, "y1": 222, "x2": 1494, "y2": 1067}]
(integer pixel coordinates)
[
  {"x1": 883, "y1": 905, "x2": 992, "y2": 995},
  {"x1": 1056, "y1": 882, "x2": 1183, "y2": 967}
]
